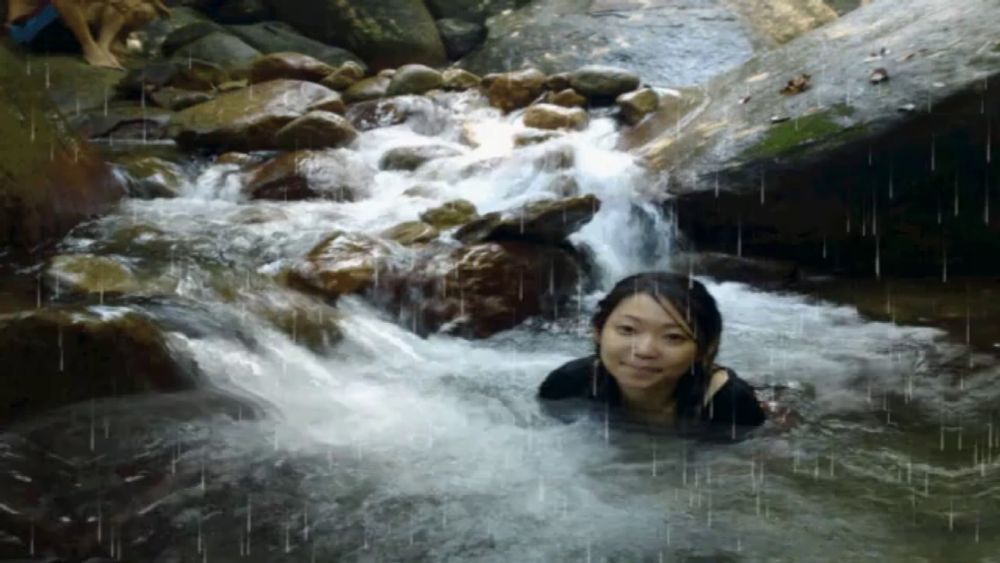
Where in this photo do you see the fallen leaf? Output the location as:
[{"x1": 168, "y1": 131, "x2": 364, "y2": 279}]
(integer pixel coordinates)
[
  {"x1": 780, "y1": 74, "x2": 811, "y2": 95},
  {"x1": 869, "y1": 67, "x2": 889, "y2": 84},
  {"x1": 738, "y1": 95, "x2": 751, "y2": 104},
  {"x1": 770, "y1": 115, "x2": 790, "y2": 124}
]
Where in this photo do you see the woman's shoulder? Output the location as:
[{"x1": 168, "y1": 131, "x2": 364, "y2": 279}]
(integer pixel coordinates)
[
  {"x1": 537, "y1": 355, "x2": 597, "y2": 400},
  {"x1": 702, "y1": 366, "x2": 767, "y2": 427}
]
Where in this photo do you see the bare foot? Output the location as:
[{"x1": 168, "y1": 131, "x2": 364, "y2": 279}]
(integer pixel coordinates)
[{"x1": 83, "y1": 45, "x2": 124, "y2": 70}]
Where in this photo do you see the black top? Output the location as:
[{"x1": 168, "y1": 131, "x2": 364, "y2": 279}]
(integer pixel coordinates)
[{"x1": 538, "y1": 355, "x2": 766, "y2": 441}]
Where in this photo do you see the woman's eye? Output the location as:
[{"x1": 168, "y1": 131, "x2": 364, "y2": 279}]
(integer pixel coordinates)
[
  {"x1": 663, "y1": 334, "x2": 686, "y2": 343},
  {"x1": 616, "y1": 325, "x2": 635, "y2": 335}
]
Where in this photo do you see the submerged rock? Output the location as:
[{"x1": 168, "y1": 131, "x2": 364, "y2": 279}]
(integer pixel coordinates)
[
  {"x1": 0, "y1": 307, "x2": 195, "y2": 425},
  {"x1": 379, "y1": 144, "x2": 465, "y2": 171},
  {"x1": 244, "y1": 150, "x2": 373, "y2": 200},
  {"x1": 381, "y1": 221, "x2": 440, "y2": 246},
  {"x1": 418, "y1": 199, "x2": 478, "y2": 229},
  {"x1": 114, "y1": 154, "x2": 186, "y2": 199},
  {"x1": 45, "y1": 254, "x2": 140, "y2": 297}
]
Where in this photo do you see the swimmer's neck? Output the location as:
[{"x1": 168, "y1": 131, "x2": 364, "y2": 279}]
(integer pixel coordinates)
[{"x1": 618, "y1": 380, "x2": 678, "y2": 421}]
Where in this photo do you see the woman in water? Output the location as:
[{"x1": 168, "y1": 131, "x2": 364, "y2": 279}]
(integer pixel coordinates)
[{"x1": 538, "y1": 272, "x2": 767, "y2": 441}]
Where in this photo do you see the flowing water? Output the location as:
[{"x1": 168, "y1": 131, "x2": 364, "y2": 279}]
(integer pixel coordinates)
[{"x1": 2, "y1": 91, "x2": 999, "y2": 562}]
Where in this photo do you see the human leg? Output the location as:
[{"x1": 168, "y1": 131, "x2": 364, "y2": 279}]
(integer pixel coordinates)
[{"x1": 50, "y1": 0, "x2": 122, "y2": 68}]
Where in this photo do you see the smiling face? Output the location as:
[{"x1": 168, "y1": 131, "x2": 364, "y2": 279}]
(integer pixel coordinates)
[{"x1": 595, "y1": 292, "x2": 699, "y2": 392}]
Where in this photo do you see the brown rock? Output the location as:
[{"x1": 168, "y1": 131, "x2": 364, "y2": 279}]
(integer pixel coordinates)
[
  {"x1": 244, "y1": 150, "x2": 373, "y2": 200},
  {"x1": 545, "y1": 72, "x2": 572, "y2": 91},
  {"x1": 172, "y1": 79, "x2": 344, "y2": 151},
  {"x1": 273, "y1": 111, "x2": 359, "y2": 149},
  {"x1": 442, "y1": 68, "x2": 482, "y2": 90},
  {"x1": 379, "y1": 144, "x2": 465, "y2": 171},
  {"x1": 288, "y1": 231, "x2": 394, "y2": 298},
  {"x1": 249, "y1": 52, "x2": 336, "y2": 84},
  {"x1": 487, "y1": 68, "x2": 547, "y2": 112},
  {"x1": 546, "y1": 88, "x2": 587, "y2": 108},
  {"x1": 386, "y1": 64, "x2": 444, "y2": 96},
  {"x1": 307, "y1": 91, "x2": 347, "y2": 114},
  {"x1": 455, "y1": 194, "x2": 600, "y2": 244},
  {"x1": 344, "y1": 76, "x2": 391, "y2": 103},
  {"x1": 523, "y1": 103, "x2": 588, "y2": 131},
  {"x1": 513, "y1": 129, "x2": 563, "y2": 147},
  {"x1": 616, "y1": 87, "x2": 659, "y2": 125},
  {"x1": 419, "y1": 199, "x2": 478, "y2": 229},
  {"x1": 381, "y1": 221, "x2": 440, "y2": 245}
]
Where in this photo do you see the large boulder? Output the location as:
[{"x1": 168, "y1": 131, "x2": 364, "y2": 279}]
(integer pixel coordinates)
[
  {"x1": 0, "y1": 307, "x2": 195, "y2": 425},
  {"x1": 287, "y1": 231, "x2": 395, "y2": 298},
  {"x1": 243, "y1": 150, "x2": 373, "y2": 200},
  {"x1": 171, "y1": 79, "x2": 343, "y2": 150},
  {"x1": 226, "y1": 21, "x2": 366, "y2": 70},
  {"x1": 387, "y1": 241, "x2": 582, "y2": 338},
  {"x1": 114, "y1": 154, "x2": 186, "y2": 199},
  {"x1": 171, "y1": 31, "x2": 263, "y2": 69},
  {"x1": 455, "y1": 195, "x2": 600, "y2": 245},
  {"x1": 19, "y1": 55, "x2": 125, "y2": 115},
  {"x1": 424, "y1": 0, "x2": 527, "y2": 24},
  {"x1": 265, "y1": 0, "x2": 447, "y2": 69},
  {"x1": 436, "y1": 18, "x2": 486, "y2": 60},
  {"x1": 637, "y1": 0, "x2": 1000, "y2": 276},
  {"x1": 459, "y1": 0, "x2": 763, "y2": 87},
  {"x1": 0, "y1": 45, "x2": 124, "y2": 253},
  {"x1": 44, "y1": 254, "x2": 140, "y2": 297},
  {"x1": 487, "y1": 68, "x2": 547, "y2": 112},
  {"x1": 386, "y1": 64, "x2": 443, "y2": 96},
  {"x1": 249, "y1": 52, "x2": 336, "y2": 84},
  {"x1": 273, "y1": 111, "x2": 359, "y2": 150}
]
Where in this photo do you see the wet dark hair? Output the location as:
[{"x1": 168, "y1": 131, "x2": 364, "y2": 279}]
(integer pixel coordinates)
[{"x1": 591, "y1": 271, "x2": 723, "y2": 425}]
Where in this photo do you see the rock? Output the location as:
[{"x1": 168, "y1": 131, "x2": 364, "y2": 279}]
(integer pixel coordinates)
[
  {"x1": 287, "y1": 231, "x2": 394, "y2": 298},
  {"x1": 343, "y1": 76, "x2": 391, "y2": 103},
  {"x1": 726, "y1": 0, "x2": 837, "y2": 47},
  {"x1": 454, "y1": 194, "x2": 599, "y2": 244},
  {"x1": 24, "y1": 55, "x2": 126, "y2": 115},
  {"x1": 307, "y1": 92, "x2": 347, "y2": 115},
  {"x1": 523, "y1": 103, "x2": 588, "y2": 131},
  {"x1": 545, "y1": 88, "x2": 587, "y2": 108},
  {"x1": 214, "y1": 0, "x2": 272, "y2": 23},
  {"x1": 247, "y1": 290, "x2": 343, "y2": 353},
  {"x1": 569, "y1": 65, "x2": 640, "y2": 102},
  {"x1": 513, "y1": 128, "x2": 563, "y2": 147},
  {"x1": 150, "y1": 87, "x2": 215, "y2": 111},
  {"x1": 424, "y1": 0, "x2": 525, "y2": 24},
  {"x1": 379, "y1": 69, "x2": 397, "y2": 79},
  {"x1": 643, "y1": 0, "x2": 1000, "y2": 276},
  {"x1": 163, "y1": 59, "x2": 232, "y2": 92},
  {"x1": 616, "y1": 87, "x2": 659, "y2": 125},
  {"x1": 226, "y1": 21, "x2": 366, "y2": 70},
  {"x1": 487, "y1": 68, "x2": 546, "y2": 112},
  {"x1": 442, "y1": 68, "x2": 481, "y2": 90},
  {"x1": 545, "y1": 73, "x2": 571, "y2": 91},
  {"x1": 419, "y1": 199, "x2": 478, "y2": 229},
  {"x1": 244, "y1": 150, "x2": 373, "y2": 201},
  {"x1": 45, "y1": 254, "x2": 140, "y2": 296},
  {"x1": 68, "y1": 102, "x2": 173, "y2": 141},
  {"x1": 381, "y1": 221, "x2": 440, "y2": 245},
  {"x1": 436, "y1": 18, "x2": 485, "y2": 60},
  {"x1": 249, "y1": 52, "x2": 336, "y2": 84},
  {"x1": 346, "y1": 99, "x2": 408, "y2": 131},
  {"x1": 390, "y1": 241, "x2": 581, "y2": 338},
  {"x1": 273, "y1": 111, "x2": 359, "y2": 150},
  {"x1": 114, "y1": 155, "x2": 186, "y2": 199},
  {"x1": 0, "y1": 307, "x2": 194, "y2": 425},
  {"x1": 172, "y1": 79, "x2": 343, "y2": 151},
  {"x1": 216, "y1": 152, "x2": 262, "y2": 167},
  {"x1": 379, "y1": 144, "x2": 465, "y2": 171},
  {"x1": 172, "y1": 31, "x2": 263, "y2": 70},
  {"x1": 267, "y1": 0, "x2": 447, "y2": 69},
  {"x1": 0, "y1": 45, "x2": 124, "y2": 252},
  {"x1": 161, "y1": 21, "x2": 225, "y2": 57},
  {"x1": 386, "y1": 64, "x2": 444, "y2": 96},
  {"x1": 458, "y1": 0, "x2": 755, "y2": 87},
  {"x1": 321, "y1": 62, "x2": 366, "y2": 90}
]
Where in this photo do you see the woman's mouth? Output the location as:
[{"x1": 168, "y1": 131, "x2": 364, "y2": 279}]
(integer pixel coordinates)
[{"x1": 624, "y1": 362, "x2": 661, "y2": 374}]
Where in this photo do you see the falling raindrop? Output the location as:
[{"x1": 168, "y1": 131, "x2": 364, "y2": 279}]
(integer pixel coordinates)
[
  {"x1": 736, "y1": 217, "x2": 743, "y2": 257},
  {"x1": 822, "y1": 235, "x2": 827, "y2": 259},
  {"x1": 930, "y1": 135, "x2": 936, "y2": 172},
  {"x1": 875, "y1": 236, "x2": 881, "y2": 279},
  {"x1": 888, "y1": 167, "x2": 894, "y2": 200},
  {"x1": 942, "y1": 245, "x2": 948, "y2": 283},
  {"x1": 714, "y1": 172, "x2": 720, "y2": 198},
  {"x1": 759, "y1": 170, "x2": 765, "y2": 205},
  {"x1": 954, "y1": 173, "x2": 960, "y2": 216},
  {"x1": 985, "y1": 175, "x2": 990, "y2": 225}
]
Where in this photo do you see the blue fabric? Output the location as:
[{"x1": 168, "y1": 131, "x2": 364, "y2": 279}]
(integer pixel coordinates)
[{"x1": 8, "y1": 4, "x2": 59, "y2": 45}]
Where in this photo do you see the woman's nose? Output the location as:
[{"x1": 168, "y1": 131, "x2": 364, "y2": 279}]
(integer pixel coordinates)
[{"x1": 632, "y1": 333, "x2": 659, "y2": 357}]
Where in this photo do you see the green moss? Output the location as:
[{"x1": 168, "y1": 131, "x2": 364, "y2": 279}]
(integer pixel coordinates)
[{"x1": 743, "y1": 103, "x2": 859, "y2": 159}]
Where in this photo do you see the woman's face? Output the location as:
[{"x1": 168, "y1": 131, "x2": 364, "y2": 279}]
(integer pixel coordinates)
[{"x1": 595, "y1": 292, "x2": 699, "y2": 391}]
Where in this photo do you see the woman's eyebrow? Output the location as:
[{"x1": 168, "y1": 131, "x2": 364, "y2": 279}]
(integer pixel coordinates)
[{"x1": 621, "y1": 314, "x2": 682, "y2": 329}]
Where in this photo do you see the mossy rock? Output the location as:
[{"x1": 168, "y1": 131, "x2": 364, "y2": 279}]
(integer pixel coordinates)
[
  {"x1": 419, "y1": 199, "x2": 478, "y2": 229},
  {"x1": 381, "y1": 220, "x2": 439, "y2": 245},
  {"x1": 46, "y1": 254, "x2": 140, "y2": 297}
]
